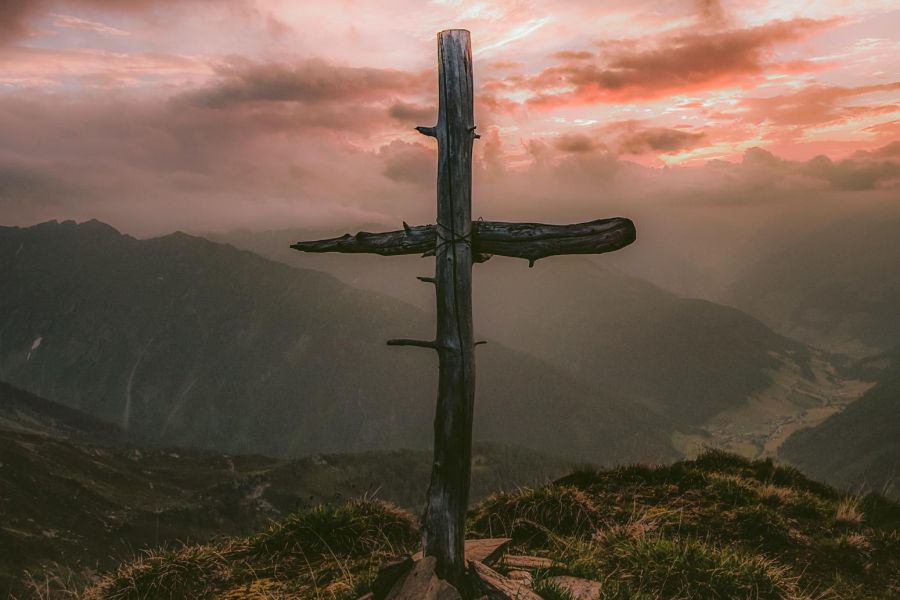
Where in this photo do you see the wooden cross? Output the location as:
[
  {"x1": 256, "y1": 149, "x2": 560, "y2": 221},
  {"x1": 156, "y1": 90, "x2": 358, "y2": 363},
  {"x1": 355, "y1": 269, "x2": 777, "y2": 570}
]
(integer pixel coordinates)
[{"x1": 292, "y1": 29, "x2": 635, "y2": 589}]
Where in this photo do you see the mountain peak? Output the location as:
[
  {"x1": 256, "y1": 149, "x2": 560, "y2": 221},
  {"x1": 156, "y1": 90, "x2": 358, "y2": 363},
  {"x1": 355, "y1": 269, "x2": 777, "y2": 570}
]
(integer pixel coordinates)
[
  {"x1": 79, "y1": 218, "x2": 121, "y2": 235},
  {"x1": 25, "y1": 218, "x2": 121, "y2": 236}
]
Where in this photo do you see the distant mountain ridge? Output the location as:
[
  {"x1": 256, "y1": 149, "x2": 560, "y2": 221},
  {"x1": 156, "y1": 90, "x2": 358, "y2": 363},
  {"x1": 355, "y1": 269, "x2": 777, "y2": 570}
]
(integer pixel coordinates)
[
  {"x1": 726, "y1": 211, "x2": 900, "y2": 357},
  {"x1": 0, "y1": 219, "x2": 672, "y2": 463},
  {"x1": 0, "y1": 380, "x2": 127, "y2": 442}
]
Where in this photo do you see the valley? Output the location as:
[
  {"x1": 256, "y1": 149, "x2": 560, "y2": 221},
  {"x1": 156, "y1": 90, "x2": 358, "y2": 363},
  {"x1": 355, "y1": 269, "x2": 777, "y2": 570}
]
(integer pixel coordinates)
[
  {"x1": 781, "y1": 347, "x2": 900, "y2": 497},
  {"x1": 674, "y1": 354, "x2": 874, "y2": 459}
]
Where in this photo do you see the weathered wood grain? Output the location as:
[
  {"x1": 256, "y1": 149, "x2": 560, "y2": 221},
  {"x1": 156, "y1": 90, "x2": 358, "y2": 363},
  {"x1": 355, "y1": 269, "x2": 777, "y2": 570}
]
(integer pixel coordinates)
[
  {"x1": 424, "y1": 28, "x2": 477, "y2": 589},
  {"x1": 291, "y1": 223, "x2": 436, "y2": 256},
  {"x1": 292, "y1": 217, "x2": 636, "y2": 266},
  {"x1": 474, "y1": 217, "x2": 635, "y2": 266}
]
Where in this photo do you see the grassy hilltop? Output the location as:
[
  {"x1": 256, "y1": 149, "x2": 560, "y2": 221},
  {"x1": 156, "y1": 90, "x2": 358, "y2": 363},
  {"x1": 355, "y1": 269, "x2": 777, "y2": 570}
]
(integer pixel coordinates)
[{"x1": 74, "y1": 450, "x2": 899, "y2": 600}]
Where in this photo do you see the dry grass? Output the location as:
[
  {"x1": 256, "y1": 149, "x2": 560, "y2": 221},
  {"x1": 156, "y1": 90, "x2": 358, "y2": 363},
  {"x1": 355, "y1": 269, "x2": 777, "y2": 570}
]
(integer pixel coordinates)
[
  {"x1": 468, "y1": 485, "x2": 602, "y2": 544},
  {"x1": 14, "y1": 566, "x2": 82, "y2": 600},
  {"x1": 757, "y1": 482, "x2": 797, "y2": 506},
  {"x1": 76, "y1": 451, "x2": 900, "y2": 600},
  {"x1": 559, "y1": 534, "x2": 806, "y2": 600},
  {"x1": 835, "y1": 496, "x2": 865, "y2": 525},
  {"x1": 81, "y1": 499, "x2": 418, "y2": 600}
]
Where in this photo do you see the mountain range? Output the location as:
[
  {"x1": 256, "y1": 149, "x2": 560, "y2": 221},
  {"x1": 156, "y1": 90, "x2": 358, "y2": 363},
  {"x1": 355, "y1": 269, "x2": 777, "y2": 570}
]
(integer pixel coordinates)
[
  {"x1": 4, "y1": 217, "x2": 898, "y2": 488},
  {"x1": 0, "y1": 219, "x2": 671, "y2": 463},
  {"x1": 215, "y1": 224, "x2": 852, "y2": 454}
]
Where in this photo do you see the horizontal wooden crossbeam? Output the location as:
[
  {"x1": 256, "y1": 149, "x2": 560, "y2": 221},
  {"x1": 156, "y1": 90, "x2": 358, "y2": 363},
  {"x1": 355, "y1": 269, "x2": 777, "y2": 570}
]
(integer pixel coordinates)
[{"x1": 291, "y1": 217, "x2": 635, "y2": 267}]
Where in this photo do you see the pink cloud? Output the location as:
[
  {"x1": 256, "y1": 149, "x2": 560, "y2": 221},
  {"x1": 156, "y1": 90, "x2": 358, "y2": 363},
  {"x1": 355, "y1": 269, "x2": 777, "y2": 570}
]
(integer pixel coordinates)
[
  {"x1": 499, "y1": 17, "x2": 840, "y2": 108},
  {"x1": 732, "y1": 82, "x2": 900, "y2": 128},
  {"x1": 0, "y1": 0, "x2": 897, "y2": 238}
]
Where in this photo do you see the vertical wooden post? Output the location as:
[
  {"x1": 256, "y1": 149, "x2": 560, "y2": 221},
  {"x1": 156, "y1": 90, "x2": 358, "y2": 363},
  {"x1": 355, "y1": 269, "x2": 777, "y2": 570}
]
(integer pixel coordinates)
[
  {"x1": 420, "y1": 29, "x2": 476, "y2": 588},
  {"x1": 291, "y1": 27, "x2": 636, "y2": 593}
]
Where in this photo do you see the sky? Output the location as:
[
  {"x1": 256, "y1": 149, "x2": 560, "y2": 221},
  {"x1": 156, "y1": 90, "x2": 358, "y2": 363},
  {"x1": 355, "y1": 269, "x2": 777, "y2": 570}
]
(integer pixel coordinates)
[{"x1": 0, "y1": 0, "x2": 898, "y2": 237}]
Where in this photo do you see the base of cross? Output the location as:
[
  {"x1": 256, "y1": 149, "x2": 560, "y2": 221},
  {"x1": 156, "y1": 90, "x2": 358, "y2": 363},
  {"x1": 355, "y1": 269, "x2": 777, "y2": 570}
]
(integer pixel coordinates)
[{"x1": 354, "y1": 538, "x2": 601, "y2": 600}]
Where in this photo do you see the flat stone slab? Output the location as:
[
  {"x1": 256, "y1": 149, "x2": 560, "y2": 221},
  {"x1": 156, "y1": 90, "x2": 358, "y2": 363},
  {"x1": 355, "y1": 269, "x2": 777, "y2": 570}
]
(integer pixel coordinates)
[
  {"x1": 499, "y1": 555, "x2": 557, "y2": 570},
  {"x1": 470, "y1": 560, "x2": 543, "y2": 600},
  {"x1": 412, "y1": 538, "x2": 512, "y2": 566},
  {"x1": 385, "y1": 556, "x2": 461, "y2": 600},
  {"x1": 543, "y1": 575, "x2": 603, "y2": 600}
]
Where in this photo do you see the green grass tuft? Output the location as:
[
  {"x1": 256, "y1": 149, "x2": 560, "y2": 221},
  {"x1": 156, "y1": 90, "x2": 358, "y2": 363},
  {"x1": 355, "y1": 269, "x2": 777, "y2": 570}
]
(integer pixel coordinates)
[
  {"x1": 250, "y1": 498, "x2": 419, "y2": 558},
  {"x1": 83, "y1": 500, "x2": 418, "y2": 600},
  {"x1": 561, "y1": 534, "x2": 800, "y2": 600},
  {"x1": 468, "y1": 485, "x2": 602, "y2": 544}
]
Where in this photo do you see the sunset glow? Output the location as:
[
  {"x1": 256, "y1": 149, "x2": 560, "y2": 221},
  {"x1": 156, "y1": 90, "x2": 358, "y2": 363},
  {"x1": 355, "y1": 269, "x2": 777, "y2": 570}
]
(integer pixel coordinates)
[{"x1": 0, "y1": 0, "x2": 897, "y2": 233}]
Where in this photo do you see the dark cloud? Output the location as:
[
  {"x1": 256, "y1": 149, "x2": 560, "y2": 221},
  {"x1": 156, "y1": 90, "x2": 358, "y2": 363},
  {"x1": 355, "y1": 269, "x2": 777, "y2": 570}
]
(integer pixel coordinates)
[
  {"x1": 552, "y1": 50, "x2": 593, "y2": 60},
  {"x1": 741, "y1": 146, "x2": 783, "y2": 168},
  {"x1": 514, "y1": 18, "x2": 836, "y2": 107},
  {"x1": 618, "y1": 126, "x2": 705, "y2": 154},
  {"x1": 856, "y1": 141, "x2": 900, "y2": 160},
  {"x1": 803, "y1": 153, "x2": 900, "y2": 191},
  {"x1": 184, "y1": 59, "x2": 428, "y2": 108},
  {"x1": 726, "y1": 145, "x2": 900, "y2": 192},
  {"x1": 551, "y1": 122, "x2": 704, "y2": 157},
  {"x1": 387, "y1": 100, "x2": 435, "y2": 125},
  {"x1": 553, "y1": 133, "x2": 600, "y2": 154},
  {"x1": 0, "y1": 0, "x2": 34, "y2": 43},
  {"x1": 378, "y1": 140, "x2": 435, "y2": 187}
]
